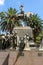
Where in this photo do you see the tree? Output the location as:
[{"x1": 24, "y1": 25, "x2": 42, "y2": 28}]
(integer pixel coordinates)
[
  {"x1": 0, "y1": 7, "x2": 17, "y2": 34},
  {"x1": 28, "y1": 14, "x2": 42, "y2": 42},
  {"x1": 0, "y1": 12, "x2": 6, "y2": 19}
]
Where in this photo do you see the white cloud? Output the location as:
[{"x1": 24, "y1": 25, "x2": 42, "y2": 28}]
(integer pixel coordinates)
[{"x1": 0, "y1": 0, "x2": 5, "y2": 5}]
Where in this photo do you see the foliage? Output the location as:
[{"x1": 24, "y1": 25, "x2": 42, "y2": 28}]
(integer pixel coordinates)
[
  {"x1": 0, "y1": 7, "x2": 17, "y2": 34},
  {"x1": 0, "y1": 12, "x2": 6, "y2": 19},
  {"x1": 28, "y1": 14, "x2": 42, "y2": 42},
  {"x1": 36, "y1": 32, "x2": 42, "y2": 44},
  {"x1": 0, "y1": 7, "x2": 42, "y2": 44}
]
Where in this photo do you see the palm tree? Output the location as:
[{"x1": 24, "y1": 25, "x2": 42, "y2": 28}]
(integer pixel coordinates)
[
  {"x1": 1, "y1": 7, "x2": 17, "y2": 34},
  {"x1": 0, "y1": 8, "x2": 18, "y2": 49},
  {"x1": 0, "y1": 12, "x2": 6, "y2": 19},
  {"x1": 28, "y1": 14, "x2": 42, "y2": 42}
]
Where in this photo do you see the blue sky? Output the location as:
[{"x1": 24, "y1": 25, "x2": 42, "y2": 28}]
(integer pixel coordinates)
[
  {"x1": 0, "y1": 0, "x2": 43, "y2": 34},
  {"x1": 0, "y1": 0, "x2": 43, "y2": 19}
]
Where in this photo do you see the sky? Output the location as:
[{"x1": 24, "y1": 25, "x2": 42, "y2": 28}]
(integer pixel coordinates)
[
  {"x1": 0, "y1": 0, "x2": 43, "y2": 19},
  {"x1": 0, "y1": 0, "x2": 43, "y2": 34}
]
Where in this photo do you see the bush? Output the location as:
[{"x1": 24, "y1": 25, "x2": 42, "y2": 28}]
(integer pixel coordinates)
[{"x1": 36, "y1": 33, "x2": 42, "y2": 44}]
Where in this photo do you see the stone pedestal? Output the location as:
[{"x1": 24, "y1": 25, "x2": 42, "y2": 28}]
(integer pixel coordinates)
[{"x1": 24, "y1": 40, "x2": 31, "y2": 50}]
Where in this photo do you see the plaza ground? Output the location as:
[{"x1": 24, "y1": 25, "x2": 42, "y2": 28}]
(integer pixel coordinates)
[{"x1": 0, "y1": 50, "x2": 43, "y2": 65}]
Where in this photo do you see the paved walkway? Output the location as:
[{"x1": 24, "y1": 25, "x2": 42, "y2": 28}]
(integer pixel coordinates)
[
  {"x1": 0, "y1": 50, "x2": 43, "y2": 65},
  {"x1": 8, "y1": 50, "x2": 43, "y2": 65},
  {"x1": 0, "y1": 51, "x2": 9, "y2": 65}
]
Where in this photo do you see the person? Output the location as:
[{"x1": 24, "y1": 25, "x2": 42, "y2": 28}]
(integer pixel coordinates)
[{"x1": 13, "y1": 37, "x2": 25, "y2": 65}]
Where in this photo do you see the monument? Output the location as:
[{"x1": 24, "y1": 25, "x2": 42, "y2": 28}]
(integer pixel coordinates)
[{"x1": 13, "y1": 5, "x2": 35, "y2": 50}]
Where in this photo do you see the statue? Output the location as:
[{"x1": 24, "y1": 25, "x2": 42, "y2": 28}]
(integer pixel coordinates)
[{"x1": 13, "y1": 37, "x2": 25, "y2": 65}]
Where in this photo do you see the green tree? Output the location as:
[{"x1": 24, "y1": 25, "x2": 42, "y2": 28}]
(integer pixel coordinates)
[
  {"x1": 0, "y1": 12, "x2": 6, "y2": 19},
  {"x1": 0, "y1": 7, "x2": 17, "y2": 34},
  {"x1": 28, "y1": 14, "x2": 42, "y2": 42}
]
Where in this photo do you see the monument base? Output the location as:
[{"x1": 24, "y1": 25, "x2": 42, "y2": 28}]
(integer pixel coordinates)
[
  {"x1": 39, "y1": 47, "x2": 43, "y2": 51},
  {"x1": 24, "y1": 47, "x2": 31, "y2": 50}
]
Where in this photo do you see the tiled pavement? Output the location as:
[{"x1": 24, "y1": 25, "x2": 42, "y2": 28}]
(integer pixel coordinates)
[
  {"x1": 8, "y1": 50, "x2": 43, "y2": 65},
  {"x1": 0, "y1": 50, "x2": 43, "y2": 65},
  {"x1": 0, "y1": 51, "x2": 9, "y2": 65}
]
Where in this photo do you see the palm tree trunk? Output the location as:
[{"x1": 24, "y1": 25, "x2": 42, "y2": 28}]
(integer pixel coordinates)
[
  {"x1": 33, "y1": 30, "x2": 36, "y2": 42},
  {"x1": 9, "y1": 24, "x2": 12, "y2": 34},
  {"x1": 9, "y1": 30, "x2": 12, "y2": 34}
]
